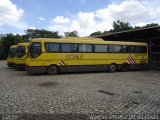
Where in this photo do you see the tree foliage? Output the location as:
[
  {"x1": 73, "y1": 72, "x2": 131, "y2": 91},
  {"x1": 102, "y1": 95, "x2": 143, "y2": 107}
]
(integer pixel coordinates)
[
  {"x1": 0, "y1": 29, "x2": 63, "y2": 59},
  {"x1": 90, "y1": 31, "x2": 102, "y2": 37},
  {"x1": 111, "y1": 20, "x2": 133, "y2": 32},
  {"x1": 145, "y1": 23, "x2": 159, "y2": 27},
  {"x1": 64, "y1": 31, "x2": 79, "y2": 37},
  {"x1": 25, "y1": 29, "x2": 62, "y2": 39},
  {"x1": 90, "y1": 20, "x2": 159, "y2": 36},
  {"x1": 90, "y1": 20, "x2": 133, "y2": 36},
  {"x1": 0, "y1": 22, "x2": 159, "y2": 59},
  {"x1": 1, "y1": 33, "x2": 25, "y2": 58}
]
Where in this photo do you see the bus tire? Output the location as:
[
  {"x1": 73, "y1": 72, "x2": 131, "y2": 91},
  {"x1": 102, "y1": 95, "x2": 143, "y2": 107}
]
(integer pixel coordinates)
[
  {"x1": 7, "y1": 63, "x2": 12, "y2": 67},
  {"x1": 48, "y1": 65, "x2": 59, "y2": 75},
  {"x1": 26, "y1": 69, "x2": 33, "y2": 75},
  {"x1": 121, "y1": 63, "x2": 129, "y2": 72},
  {"x1": 109, "y1": 64, "x2": 117, "y2": 72}
]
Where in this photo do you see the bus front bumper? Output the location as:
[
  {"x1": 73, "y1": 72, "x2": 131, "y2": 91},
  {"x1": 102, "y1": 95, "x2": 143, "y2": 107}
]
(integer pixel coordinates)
[
  {"x1": 25, "y1": 65, "x2": 47, "y2": 74},
  {"x1": 7, "y1": 62, "x2": 15, "y2": 67}
]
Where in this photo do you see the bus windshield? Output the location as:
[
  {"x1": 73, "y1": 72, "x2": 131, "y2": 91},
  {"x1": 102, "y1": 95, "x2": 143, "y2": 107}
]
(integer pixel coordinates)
[
  {"x1": 9, "y1": 48, "x2": 16, "y2": 58},
  {"x1": 16, "y1": 46, "x2": 25, "y2": 58},
  {"x1": 30, "y1": 42, "x2": 41, "y2": 58}
]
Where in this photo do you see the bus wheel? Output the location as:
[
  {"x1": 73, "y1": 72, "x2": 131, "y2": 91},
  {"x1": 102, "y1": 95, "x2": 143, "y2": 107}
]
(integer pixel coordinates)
[
  {"x1": 109, "y1": 64, "x2": 117, "y2": 72},
  {"x1": 48, "y1": 65, "x2": 59, "y2": 75},
  {"x1": 7, "y1": 63, "x2": 12, "y2": 67},
  {"x1": 121, "y1": 63, "x2": 129, "y2": 72},
  {"x1": 27, "y1": 70, "x2": 33, "y2": 75}
]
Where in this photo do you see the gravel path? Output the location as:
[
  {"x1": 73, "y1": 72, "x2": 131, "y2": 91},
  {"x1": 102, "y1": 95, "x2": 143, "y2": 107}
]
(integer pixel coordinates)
[{"x1": 0, "y1": 61, "x2": 160, "y2": 119}]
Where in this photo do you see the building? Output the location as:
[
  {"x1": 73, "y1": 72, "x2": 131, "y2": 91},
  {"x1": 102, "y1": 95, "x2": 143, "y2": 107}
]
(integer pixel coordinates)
[{"x1": 95, "y1": 26, "x2": 160, "y2": 67}]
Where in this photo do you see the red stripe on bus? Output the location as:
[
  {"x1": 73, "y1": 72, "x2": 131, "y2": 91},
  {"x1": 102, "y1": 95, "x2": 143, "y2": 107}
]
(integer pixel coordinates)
[
  {"x1": 128, "y1": 55, "x2": 136, "y2": 64},
  {"x1": 128, "y1": 56, "x2": 134, "y2": 64},
  {"x1": 59, "y1": 62, "x2": 63, "y2": 65},
  {"x1": 61, "y1": 61, "x2": 65, "y2": 65},
  {"x1": 127, "y1": 57, "x2": 133, "y2": 64}
]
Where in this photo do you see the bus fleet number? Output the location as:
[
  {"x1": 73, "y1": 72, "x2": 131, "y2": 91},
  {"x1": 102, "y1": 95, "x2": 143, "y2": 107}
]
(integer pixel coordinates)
[{"x1": 66, "y1": 54, "x2": 83, "y2": 60}]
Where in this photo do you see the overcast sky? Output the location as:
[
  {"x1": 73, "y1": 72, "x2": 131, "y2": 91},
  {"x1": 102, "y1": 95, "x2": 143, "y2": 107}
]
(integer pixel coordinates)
[{"x1": 0, "y1": 0, "x2": 160, "y2": 36}]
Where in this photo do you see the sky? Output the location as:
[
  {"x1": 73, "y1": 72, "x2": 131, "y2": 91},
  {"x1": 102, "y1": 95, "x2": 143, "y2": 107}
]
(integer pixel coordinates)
[{"x1": 0, "y1": 0, "x2": 160, "y2": 36}]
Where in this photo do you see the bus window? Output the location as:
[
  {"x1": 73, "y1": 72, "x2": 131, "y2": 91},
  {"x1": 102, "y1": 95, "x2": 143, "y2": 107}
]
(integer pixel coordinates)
[
  {"x1": 79, "y1": 44, "x2": 93, "y2": 52},
  {"x1": 16, "y1": 46, "x2": 25, "y2": 58},
  {"x1": 95, "y1": 45, "x2": 108, "y2": 52},
  {"x1": 121, "y1": 46, "x2": 128, "y2": 53},
  {"x1": 128, "y1": 46, "x2": 135, "y2": 53},
  {"x1": 45, "y1": 43, "x2": 60, "y2": 52},
  {"x1": 135, "y1": 46, "x2": 147, "y2": 53},
  {"x1": 141, "y1": 46, "x2": 147, "y2": 53},
  {"x1": 30, "y1": 42, "x2": 41, "y2": 58},
  {"x1": 9, "y1": 48, "x2": 16, "y2": 58},
  {"x1": 109, "y1": 45, "x2": 121, "y2": 53},
  {"x1": 61, "y1": 44, "x2": 77, "y2": 52}
]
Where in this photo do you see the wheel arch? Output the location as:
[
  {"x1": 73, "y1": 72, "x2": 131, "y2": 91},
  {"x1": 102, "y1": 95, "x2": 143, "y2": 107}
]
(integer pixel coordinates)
[
  {"x1": 47, "y1": 64, "x2": 60, "y2": 75},
  {"x1": 108, "y1": 63, "x2": 118, "y2": 72},
  {"x1": 120, "y1": 62, "x2": 129, "y2": 72}
]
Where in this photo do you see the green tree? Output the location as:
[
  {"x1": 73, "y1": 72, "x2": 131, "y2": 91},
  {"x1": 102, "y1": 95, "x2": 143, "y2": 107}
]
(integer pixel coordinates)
[
  {"x1": 1, "y1": 33, "x2": 24, "y2": 58},
  {"x1": 64, "y1": 31, "x2": 79, "y2": 37},
  {"x1": 111, "y1": 20, "x2": 133, "y2": 32},
  {"x1": 21, "y1": 34, "x2": 30, "y2": 42},
  {"x1": 134, "y1": 26, "x2": 141, "y2": 29},
  {"x1": 90, "y1": 20, "x2": 134, "y2": 36},
  {"x1": 25, "y1": 29, "x2": 62, "y2": 39},
  {"x1": 134, "y1": 23, "x2": 159, "y2": 29},
  {"x1": 144, "y1": 23, "x2": 159, "y2": 28},
  {"x1": 90, "y1": 31, "x2": 102, "y2": 36}
]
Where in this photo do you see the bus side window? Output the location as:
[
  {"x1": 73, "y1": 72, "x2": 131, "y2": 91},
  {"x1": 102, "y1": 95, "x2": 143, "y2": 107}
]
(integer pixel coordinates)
[
  {"x1": 79, "y1": 44, "x2": 93, "y2": 52},
  {"x1": 135, "y1": 46, "x2": 141, "y2": 53},
  {"x1": 128, "y1": 46, "x2": 135, "y2": 53},
  {"x1": 45, "y1": 43, "x2": 60, "y2": 52},
  {"x1": 142, "y1": 46, "x2": 147, "y2": 53},
  {"x1": 95, "y1": 45, "x2": 108, "y2": 52},
  {"x1": 61, "y1": 44, "x2": 77, "y2": 52},
  {"x1": 121, "y1": 46, "x2": 128, "y2": 53},
  {"x1": 135, "y1": 46, "x2": 147, "y2": 53},
  {"x1": 109, "y1": 45, "x2": 121, "y2": 53}
]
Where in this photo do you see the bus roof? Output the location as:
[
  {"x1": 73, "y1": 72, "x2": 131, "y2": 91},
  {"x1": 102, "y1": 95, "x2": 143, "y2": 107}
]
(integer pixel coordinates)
[
  {"x1": 62, "y1": 37, "x2": 103, "y2": 41},
  {"x1": 10, "y1": 45, "x2": 17, "y2": 48},
  {"x1": 32, "y1": 37, "x2": 147, "y2": 46},
  {"x1": 32, "y1": 37, "x2": 103, "y2": 41},
  {"x1": 17, "y1": 42, "x2": 30, "y2": 46}
]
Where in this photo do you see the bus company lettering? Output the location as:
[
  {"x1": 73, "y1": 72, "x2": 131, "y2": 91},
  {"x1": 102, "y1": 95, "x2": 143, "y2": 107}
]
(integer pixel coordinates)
[{"x1": 66, "y1": 54, "x2": 83, "y2": 60}]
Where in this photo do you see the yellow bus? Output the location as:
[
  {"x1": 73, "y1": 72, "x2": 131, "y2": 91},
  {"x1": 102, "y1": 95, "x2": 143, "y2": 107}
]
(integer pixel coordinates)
[
  {"x1": 7, "y1": 45, "x2": 17, "y2": 67},
  {"x1": 25, "y1": 37, "x2": 148, "y2": 75},
  {"x1": 15, "y1": 42, "x2": 30, "y2": 70}
]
